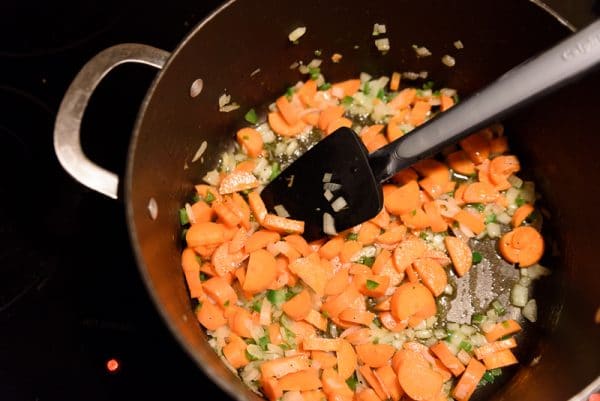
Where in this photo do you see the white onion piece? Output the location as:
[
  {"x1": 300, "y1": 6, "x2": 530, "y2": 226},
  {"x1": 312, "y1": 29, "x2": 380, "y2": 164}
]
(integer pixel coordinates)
[
  {"x1": 374, "y1": 38, "x2": 390, "y2": 52},
  {"x1": 522, "y1": 299, "x2": 538, "y2": 322},
  {"x1": 454, "y1": 40, "x2": 464, "y2": 49},
  {"x1": 442, "y1": 54, "x2": 456, "y2": 67},
  {"x1": 218, "y1": 93, "x2": 231, "y2": 108},
  {"x1": 274, "y1": 204, "x2": 290, "y2": 218},
  {"x1": 511, "y1": 283, "x2": 529, "y2": 307},
  {"x1": 260, "y1": 298, "x2": 272, "y2": 325},
  {"x1": 413, "y1": 45, "x2": 432, "y2": 57},
  {"x1": 486, "y1": 222, "x2": 501, "y2": 238},
  {"x1": 308, "y1": 58, "x2": 322, "y2": 68},
  {"x1": 192, "y1": 141, "x2": 207, "y2": 163},
  {"x1": 190, "y1": 78, "x2": 204, "y2": 98},
  {"x1": 323, "y1": 182, "x2": 342, "y2": 192},
  {"x1": 323, "y1": 212, "x2": 337, "y2": 235},
  {"x1": 322, "y1": 172, "x2": 332, "y2": 183},
  {"x1": 324, "y1": 190, "x2": 334, "y2": 201},
  {"x1": 496, "y1": 212, "x2": 512, "y2": 225},
  {"x1": 185, "y1": 203, "x2": 196, "y2": 224},
  {"x1": 331, "y1": 197, "x2": 347, "y2": 212},
  {"x1": 288, "y1": 27, "x2": 306, "y2": 42},
  {"x1": 508, "y1": 175, "x2": 523, "y2": 188}
]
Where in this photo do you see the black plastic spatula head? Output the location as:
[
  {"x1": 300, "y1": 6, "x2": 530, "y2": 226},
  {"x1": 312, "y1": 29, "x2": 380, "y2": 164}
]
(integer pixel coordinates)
[{"x1": 260, "y1": 128, "x2": 382, "y2": 240}]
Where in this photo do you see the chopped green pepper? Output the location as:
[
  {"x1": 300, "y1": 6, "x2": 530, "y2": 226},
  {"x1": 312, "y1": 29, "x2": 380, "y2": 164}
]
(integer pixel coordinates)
[{"x1": 244, "y1": 108, "x2": 258, "y2": 124}]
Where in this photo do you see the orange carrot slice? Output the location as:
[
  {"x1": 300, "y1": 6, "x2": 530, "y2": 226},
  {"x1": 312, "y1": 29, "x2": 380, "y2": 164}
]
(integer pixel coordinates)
[
  {"x1": 423, "y1": 201, "x2": 448, "y2": 232},
  {"x1": 261, "y1": 376, "x2": 283, "y2": 401},
  {"x1": 398, "y1": 349, "x2": 443, "y2": 401},
  {"x1": 268, "y1": 111, "x2": 307, "y2": 137},
  {"x1": 261, "y1": 355, "x2": 310, "y2": 378},
  {"x1": 391, "y1": 282, "x2": 436, "y2": 323},
  {"x1": 245, "y1": 230, "x2": 280, "y2": 253},
  {"x1": 392, "y1": 167, "x2": 418, "y2": 186},
  {"x1": 202, "y1": 276, "x2": 238, "y2": 307},
  {"x1": 388, "y1": 88, "x2": 417, "y2": 109},
  {"x1": 279, "y1": 369, "x2": 322, "y2": 391},
  {"x1": 248, "y1": 191, "x2": 268, "y2": 223},
  {"x1": 452, "y1": 358, "x2": 486, "y2": 401},
  {"x1": 324, "y1": 268, "x2": 350, "y2": 296},
  {"x1": 390, "y1": 72, "x2": 401, "y2": 91},
  {"x1": 304, "y1": 309, "x2": 328, "y2": 331},
  {"x1": 511, "y1": 204, "x2": 534, "y2": 227},
  {"x1": 222, "y1": 333, "x2": 249, "y2": 368},
  {"x1": 243, "y1": 249, "x2": 277, "y2": 293},
  {"x1": 326, "y1": 117, "x2": 352, "y2": 136},
  {"x1": 357, "y1": 388, "x2": 383, "y2": 401},
  {"x1": 336, "y1": 339, "x2": 357, "y2": 379},
  {"x1": 444, "y1": 236, "x2": 473, "y2": 277},
  {"x1": 454, "y1": 209, "x2": 485, "y2": 234},
  {"x1": 319, "y1": 236, "x2": 344, "y2": 259},
  {"x1": 303, "y1": 337, "x2": 341, "y2": 352},
  {"x1": 289, "y1": 254, "x2": 329, "y2": 296},
  {"x1": 463, "y1": 182, "x2": 499, "y2": 204},
  {"x1": 196, "y1": 300, "x2": 227, "y2": 330},
  {"x1": 412, "y1": 258, "x2": 447, "y2": 297},
  {"x1": 190, "y1": 200, "x2": 214, "y2": 223},
  {"x1": 460, "y1": 131, "x2": 490, "y2": 164},
  {"x1": 285, "y1": 234, "x2": 312, "y2": 257},
  {"x1": 498, "y1": 226, "x2": 544, "y2": 267},
  {"x1": 376, "y1": 223, "x2": 407, "y2": 245},
  {"x1": 400, "y1": 207, "x2": 430, "y2": 230},
  {"x1": 392, "y1": 236, "x2": 426, "y2": 272},
  {"x1": 311, "y1": 350, "x2": 337, "y2": 369},
  {"x1": 318, "y1": 105, "x2": 345, "y2": 131},
  {"x1": 186, "y1": 222, "x2": 227, "y2": 247},
  {"x1": 235, "y1": 159, "x2": 257, "y2": 173},
  {"x1": 484, "y1": 320, "x2": 522, "y2": 342},
  {"x1": 218, "y1": 171, "x2": 259, "y2": 195},
  {"x1": 236, "y1": 127, "x2": 264, "y2": 158},
  {"x1": 268, "y1": 322, "x2": 283, "y2": 345},
  {"x1": 276, "y1": 95, "x2": 302, "y2": 126},
  {"x1": 384, "y1": 180, "x2": 421, "y2": 216},
  {"x1": 298, "y1": 80, "x2": 318, "y2": 107},
  {"x1": 339, "y1": 240, "x2": 362, "y2": 263},
  {"x1": 489, "y1": 155, "x2": 520, "y2": 189},
  {"x1": 339, "y1": 309, "x2": 376, "y2": 327},
  {"x1": 358, "y1": 365, "x2": 388, "y2": 400},
  {"x1": 263, "y1": 214, "x2": 305, "y2": 235},
  {"x1": 332, "y1": 79, "x2": 361, "y2": 97},
  {"x1": 430, "y1": 341, "x2": 465, "y2": 376},
  {"x1": 355, "y1": 343, "x2": 395, "y2": 368},
  {"x1": 474, "y1": 337, "x2": 517, "y2": 360},
  {"x1": 376, "y1": 365, "x2": 403, "y2": 401},
  {"x1": 321, "y1": 368, "x2": 354, "y2": 399},
  {"x1": 282, "y1": 289, "x2": 312, "y2": 320},
  {"x1": 212, "y1": 201, "x2": 242, "y2": 227},
  {"x1": 408, "y1": 101, "x2": 431, "y2": 126},
  {"x1": 482, "y1": 349, "x2": 518, "y2": 369},
  {"x1": 447, "y1": 150, "x2": 475, "y2": 176},
  {"x1": 490, "y1": 136, "x2": 509, "y2": 155},
  {"x1": 440, "y1": 94, "x2": 454, "y2": 111}
]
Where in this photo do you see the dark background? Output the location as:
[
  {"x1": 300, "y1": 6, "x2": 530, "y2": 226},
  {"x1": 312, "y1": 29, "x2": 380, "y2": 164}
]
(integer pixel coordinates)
[{"x1": 0, "y1": 1, "x2": 597, "y2": 401}]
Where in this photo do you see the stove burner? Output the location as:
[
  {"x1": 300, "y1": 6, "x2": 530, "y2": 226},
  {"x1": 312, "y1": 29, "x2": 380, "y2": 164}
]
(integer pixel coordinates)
[{"x1": 0, "y1": 0, "x2": 124, "y2": 57}]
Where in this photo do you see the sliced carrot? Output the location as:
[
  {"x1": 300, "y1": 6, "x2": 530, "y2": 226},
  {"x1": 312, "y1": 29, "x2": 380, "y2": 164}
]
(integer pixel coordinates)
[
  {"x1": 222, "y1": 333, "x2": 249, "y2": 368},
  {"x1": 372, "y1": 249, "x2": 391, "y2": 274},
  {"x1": 419, "y1": 176, "x2": 447, "y2": 200},
  {"x1": 342, "y1": 327, "x2": 372, "y2": 345},
  {"x1": 454, "y1": 183, "x2": 467, "y2": 205},
  {"x1": 408, "y1": 101, "x2": 431, "y2": 126},
  {"x1": 261, "y1": 355, "x2": 310, "y2": 378},
  {"x1": 376, "y1": 365, "x2": 403, "y2": 401},
  {"x1": 391, "y1": 167, "x2": 418, "y2": 186},
  {"x1": 304, "y1": 309, "x2": 328, "y2": 331},
  {"x1": 290, "y1": 321, "x2": 317, "y2": 344},
  {"x1": 195, "y1": 184, "x2": 222, "y2": 203},
  {"x1": 218, "y1": 171, "x2": 259, "y2": 195},
  {"x1": 230, "y1": 193, "x2": 252, "y2": 229},
  {"x1": 386, "y1": 112, "x2": 408, "y2": 142},
  {"x1": 454, "y1": 209, "x2": 485, "y2": 234},
  {"x1": 498, "y1": 226, "x2": 544, "y2": 267},
  {"x1": 282, "y1": 289, "x2": 312, "y2": 320},
  {"x1": 302, "y1": 110, "x2": 320, "y2": 126},
  {"x1": 230, "y1": 307, "x2": 255, "y2": 337},
  {"x1": 398, "y1": 349, "x2": 443, "y2": 401},
  {"x1": 391, "y1": 282, "x2": 436, "y2": 323},
  {"x1": 321, "y1": 286, "x2": 363, "y2": 319},
  {"x1": 460, "y1": 132, "x2": 490, "y2": 164},
  {"x1": 311, "y1": 350, "x2": 337, "y2": 369},
  {"x1": 489, "y1": 155, "x2": 520, "y2": 189},
  {"x1": 452, "y1": 358, "x2": 486, "y2": 401},
  {"x1": 242, "y1": 249, "x2": 277, "y2": 294},
  {"x1": 263, "y1": 214, "x2": 305, "y2": 235},
  {"x1": 318, "y1": 105, "x2": 345, "y2": 131},
  {"x1": 392, "y1": 236, "x2": 426, "y2": 272},
  {"x1": 357, "y1": 388, "x2": 382, "y2": 401},
  {"x1": 463, "y1": 181, "x2": 499, "y2": 204},
  {"x1": 355, "y1": 274, "x2": 390, "y2": 298},
  {"x1": 248, "y1": 191, "x2": 268, "y2": 224},
  {"x1": 355, "y1": 343, "x2": 395, "y2": 368},
  {"x1": 447, "y1": 150, "x2": 475, "y2": 176},
  {"x1": 279, "y1": 369, "x2": 322, "y2": 391},
  {"x1": 356, "y1": 222, "x2": 380, "y2": 245},
  {"x1": 400, "y1": 207, "x2": 430, "y2": 230},
  {"x1": 302, "y1": 390, "x2": 327, "y2": 401},
  {"x1": 360, "y1": 124, "x2": 385, "y2": 148},
  {"x1": 366, "y1": 134, "x2": 389, "y2": 153},
  {"x1": 358, "y1": 365, "x2": 388, "y2": 400},
  {"x1": 474, "y1": 337, "x2": 517, "y2": 360},
  {"x1": 236, "y1": 127, "x2": 264, "y2": 158},
  {"x1": 245, "y1": 230, "x2": 280, "y2": 253},
  {"x1": 339, "y1": 309, "x2": 376, "y2": 327},
  {"x1": 388, "y1": 88, "x2": 417, "y2": 110},
  {"x1": 349, "y1": 263, "x2": 370, "y2": 275},
  {"x1": 511, "y1": 203, "x2": 534, "y2": 227},
  {"x1": 412, "y1": 258, "x2": 447, "y2": 297},
  {"x1": 335, "y1": 339, "x2": 357, "y2": 379},
  {"x1": 384, "y1": 180, "x2": 421, "y2": 216},
  {"x1": 202, "y1": 276, "x2": 238, "y2": 308},
  {"x1": 186, "y1": 222, "x2": 227, "y2": 247},
  {"x1": 444, "y1": 236, "x2": 473, "y2": 277},
  {"x1": 298, "y1": 80, "x2": 318, "y2": 107},
  {"x1": 261, "y1": 376, "x2": 282, "y2": 401},
  {"x1": 332, "y1": 79, "x2": 361, "y2": 97},
  {"x1": 490, "y1": 136, "x2": 509, "y2": 155},
  {"x1": 326, "y1": 116, "x2": 352, "y2": 136},
  {"x1": 423, "y1": 201, "x2": 447, "y2": 233},
  {"x1": 268, "y1": 322, "x2": 283, "y2": 345},
  {"x1": 376, "y1": 223, "x2": 407, "y2": 245},
  {"x1": 430, "y1": 341, "x2": 465, "y2": 376},
  {"x1": 196, "y1": 300, "x2": 226, "y2": 330},
  {"x1": 289, "y1": 254, "x2": 330, "y2": 296},
  {"x1": 268, "y1": 111, "x2": 307, "y2": 137},
  {"x1": 190, "y1": 200, "x2": 214, "y2": 223},
  {"x1": 482, "y1": 349, "x2": 518, "y2": 369},
  {"x1": 276, "y1": 95, "x2": 302, "y2": 126},
  {"x1": 303, "y1": 337, "x2": 341, "y2": 352},
  {"x1": 339, "y1": 240, "x2": 362, "y2": 263},
  {"x1": 390, "y1": 72, "x2": 401, "y2": 91},
  {"x1": 379, "y1": 311, "x2": 406, "y2": 332},
  {"x1": 484, "y1": 320, "x2": 522, "y2": 342},
  {"x1": 405, "y1": 264, "x2": 419, "y2": 283},
  {"x1": 319, "y1": 236, "x2": 344, "y2": 259},
  {"x1": 285, "y1": 234, "x2": 312, "y2": 257},
  {"x1": 440, "y1": 94, "x2": 454, "y2": 112},
  {"x1": 212, "y1": 201, "x2": 241, "y2": 227},
  {"x1": 235, "y1": 159, "x2": 257, "y2": 173},
  {"x1": 321, "y1": 368, "x2": 354, "y2": 399},
  {"x1": 181, "y1": 248, "x2": 204, "y2": 298},
  {"x1": 324, "y1": 268, "x2": 350, "y2": 296}
]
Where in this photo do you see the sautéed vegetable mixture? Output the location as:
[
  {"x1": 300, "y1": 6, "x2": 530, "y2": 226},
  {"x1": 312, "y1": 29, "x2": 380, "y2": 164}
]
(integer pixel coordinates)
[{"x1": 179, "y1": 70, "x2": 548, "y2": 401}]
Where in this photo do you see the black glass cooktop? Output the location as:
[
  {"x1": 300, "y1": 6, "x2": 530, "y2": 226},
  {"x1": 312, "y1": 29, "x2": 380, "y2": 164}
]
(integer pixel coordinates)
[{"x1": 0, "y1": 1, "x2": 596, "y2": 401}]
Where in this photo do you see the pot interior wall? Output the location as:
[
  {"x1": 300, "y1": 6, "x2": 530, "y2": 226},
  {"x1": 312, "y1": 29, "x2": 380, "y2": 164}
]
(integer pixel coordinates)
[{"x1": 125, "y1": 0, "x2": 599, "y2": 400}]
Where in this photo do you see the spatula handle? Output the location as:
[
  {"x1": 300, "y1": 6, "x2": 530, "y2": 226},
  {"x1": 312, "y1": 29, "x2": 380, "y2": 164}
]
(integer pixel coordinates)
[{"x1": 369, "y1": 19, "x2": 600, "y2": 182}]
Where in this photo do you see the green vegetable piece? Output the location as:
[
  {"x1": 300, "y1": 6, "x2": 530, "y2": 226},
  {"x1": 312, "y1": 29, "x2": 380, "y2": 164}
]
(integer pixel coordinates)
[
  {"x1": 308, "y1": 67, "x2": 321, "y2": 80},
  {"x1": 471, "y1": 313, "x2": 485, "y2": 324},
  {"x1": 482, "y1": 371, "x2": 496, "y2": 384},
  {"x1": 515, "y1": 196, "x2": 526, "y2": 207},
  {"x1": 179, "y1": 208, "x2": 189, "y2": 225},
  {"x1": 376, "y1": 88, "x2": 387, "y2": 101},
  {"x1": 314, "y1": 49, "x2": 322, "y2": 56},
  {"x1": 492, "y1": 300, "x2": 506, "y2": 316},
  {"x1": 366, "y1": 279, "x2": 380, "y2": 290},
  {"x1": 472, "y1": 251, "x2": 483, "y2": 264},
  {"x1": 181, "y1": 228, "x2": 188, "y2": 241},
  {"x1": 199, "y1": 272, "x2": 208, "y2": 282},
  {"x1": 459, "y1": 340, "x2": 473, "y2": 352},
  {"x1": 244, "y1": 108, "x2": 258, "y2": 124},
  {"x1": 362, "y1": 82, "x2": 371, "y2": 95},
  {"x1": 285, "y1": 87, "x2": 295, "y2": 100},
  {"x1": 251, "y1": 299, "x2": 262, "y2": 312},
  {"x1": 422, "y1": 81, "x2": 435, "y2": 90},
  {"x1": 224, "y1": 300, "x2": 230, "y2": 307},
  {"x1": 192, "y1": 193, "x2": 201, "y2": 203},
  {"x1": 318, "y1": 83, "x2": 332, "y2": 91},
  {"x1": 266, "y1": 289, "x2": 287, "y2": 305},
  {"x1": 358, "y1": 256, "x2": 375, "y2": 267},
  {"x1": 341, "y1": 96, "x2": 354, "y2": 106},
  {"x1": 346, "y1": 232, "x2": 358, "y2": 241},
  {"x1": 345, "y1": 373, "x2": 358, "y2": 391},
  {"x1": 485, "y1": 213, "x2": 497, "y2": 224},
  {"x1": 245, "y1": 350, "x2": 259, "y2": 361},
  {"x1": 204, "y1": 191, "x2": 215, "y2": 204},
  {"x1": 258, "y1": 335, "x2": 269, "y2": 351},
  {"x1": 489, "y1": 368, "x2": 502, "y2": 377},
  {"x1": 372, "y1": 316, "x2": 382, "y2": 328},
  {"x1": 269, "y1": 162, "x2": 281, "y2": 181}
]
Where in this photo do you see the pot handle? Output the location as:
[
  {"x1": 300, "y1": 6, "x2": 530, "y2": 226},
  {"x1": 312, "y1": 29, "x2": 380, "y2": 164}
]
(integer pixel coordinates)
[{"x1": 54, "y1": 43, "x2": 170, "y2": 199}]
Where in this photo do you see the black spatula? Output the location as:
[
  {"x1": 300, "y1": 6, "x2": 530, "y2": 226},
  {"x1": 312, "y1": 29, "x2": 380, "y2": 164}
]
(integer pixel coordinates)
[{"x1": 260, "y1": 19, "x2": 600, "y2": 240}]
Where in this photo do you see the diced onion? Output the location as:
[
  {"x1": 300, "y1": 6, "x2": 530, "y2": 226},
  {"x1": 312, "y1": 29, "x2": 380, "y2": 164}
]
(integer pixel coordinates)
[
  {"x1": 496, "y1": 212, "x2": 512, "y2": 225},
  {"x1": 402, "y1": 71, "x2": 419, "y2": 80},
  {"x1": 288, "y1": 27, "x2": 307, "y2": 42},
  {"x1": 147, "y1": 197, "x2": 158, "y2": 220},
  {"x1": 323, "y1": 212, "x2": 337, "y2": 235},
  {"x1": 274, "y1": 204, "x2": 290, "y2": 218},
  {"x1": 372, "y1": 23, "x2": 387, "y2": 36},
  {"x1": 218, "y1": 93, "x2": 231, "y2": 108},
  {"x1": 415, "y1": 329, "x2": 433, "y2": 339},
  {"x1": 192, "y1": 141, "x2": 207, "y2": 163},
  {"x1": 323, "y1": 182, "x2": 342, "y2": 192},
  {"x1": 374, "y1": 38, "x2": 390, "y2": 52},
  {"x1": 457, "y1": 349, "x2": 471, "y2": 365},
  {"x1": 250, "y1": 68, "x2": 261, "y2": 77},
  {"x1": 203, "y1": 169, "x2": 220, "y2": 186},
  {"x1": 331, "y1": 197, "x2": 347, "y2": 212},
  {"x1": 454, "y1": 40, "x2": 464, "y2": 49},
  {"x1": 511, "y1": 283, "x2": 529, "y2": 307},
  {"x1": 442, "y1": 54, "x2": 456, "y2": 67},
  {"x1": 526, "y1": 264, "x2": 551, "y2": 280},
  {"x1": 486, "y1": 222, "x2": 501, "y2": 238},
  {"x1": 360, "y1": 72, "x2": 372, "y2": 83},
  {"x1": 413, "y1": 45, "x2": 432, "y2": 57},
  {"x1": 308, "y1": 58, "x2": 322, "y2": 68},
  {"x1": 322, "y1": 172, "x2": 332, "y2": 183},
  {"x1": 260, "y1": 298, "x2": 272, "y2": 325},
  {"x1": 508, "y1": 175, "x2": 523, "y2": 188},
  {"x1": 220, "y1": 103, "x2": 240, "y2": 112},
  {"x1": 522, "y1": 299, "x2": 538, "y2": 322},
  {"x1": 185, "y1": 203, "x2": 196, "y2": 224},
  {"x1": 324, "y1": 190, "x2": 334, "y2": 201},
  {"x1": 190, "y1": 78, "x2": 204, "y2": 98}
]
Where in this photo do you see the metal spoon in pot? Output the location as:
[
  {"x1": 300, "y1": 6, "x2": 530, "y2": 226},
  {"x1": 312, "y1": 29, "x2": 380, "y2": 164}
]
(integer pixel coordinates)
[{"x1": 260, "y1": 19, "x2": 600, "y2": 240}]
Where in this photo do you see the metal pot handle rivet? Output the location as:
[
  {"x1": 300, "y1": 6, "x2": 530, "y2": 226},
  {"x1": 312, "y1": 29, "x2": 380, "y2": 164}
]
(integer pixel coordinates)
[{"x1": 53, "y1": 43, "x2": 170, "y2": 199}]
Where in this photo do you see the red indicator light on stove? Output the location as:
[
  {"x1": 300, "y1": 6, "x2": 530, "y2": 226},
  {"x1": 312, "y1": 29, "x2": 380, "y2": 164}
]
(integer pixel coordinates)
[{"x1": 106, "y1": 358, "x2": 120, "y2": 373}]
